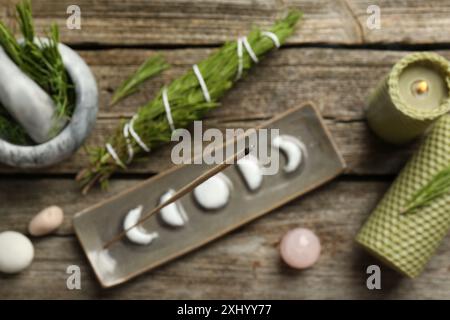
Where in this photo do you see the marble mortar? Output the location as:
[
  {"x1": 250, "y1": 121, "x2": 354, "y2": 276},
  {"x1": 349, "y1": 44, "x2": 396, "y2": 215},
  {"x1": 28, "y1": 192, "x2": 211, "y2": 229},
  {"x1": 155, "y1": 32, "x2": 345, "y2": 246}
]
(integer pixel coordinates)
[{"x1": 0, "y1": 38, "x2": 98, "y2": 168}]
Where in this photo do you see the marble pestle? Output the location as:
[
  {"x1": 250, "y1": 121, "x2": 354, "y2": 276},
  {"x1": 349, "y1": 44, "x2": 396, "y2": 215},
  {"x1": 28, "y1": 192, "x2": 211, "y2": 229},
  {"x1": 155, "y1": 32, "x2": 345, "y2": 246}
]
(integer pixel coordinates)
[{"x1": 0, "y1": 46, "x2": 67, "y2": 144}]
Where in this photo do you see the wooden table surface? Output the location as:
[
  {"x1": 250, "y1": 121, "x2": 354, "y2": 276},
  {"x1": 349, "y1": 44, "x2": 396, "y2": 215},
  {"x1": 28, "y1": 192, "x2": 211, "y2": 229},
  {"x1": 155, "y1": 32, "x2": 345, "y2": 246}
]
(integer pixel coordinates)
[{"x1": 1, "y1": 0, "x2": 450, "y2": 299}]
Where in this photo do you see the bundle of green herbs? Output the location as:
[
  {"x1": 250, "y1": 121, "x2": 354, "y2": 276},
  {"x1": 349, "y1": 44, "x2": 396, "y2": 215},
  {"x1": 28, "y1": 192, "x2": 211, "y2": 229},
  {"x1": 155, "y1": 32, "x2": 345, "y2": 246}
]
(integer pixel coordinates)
[
  {"x1": 77, "y1": 10, "x2": 302, "y2": 193},
  {"x1": 110, "y1": 54, "x2": 170, "y2": 106},
  {"x1": 0, "y1": 0, "x2": 75, "y2": 145}
]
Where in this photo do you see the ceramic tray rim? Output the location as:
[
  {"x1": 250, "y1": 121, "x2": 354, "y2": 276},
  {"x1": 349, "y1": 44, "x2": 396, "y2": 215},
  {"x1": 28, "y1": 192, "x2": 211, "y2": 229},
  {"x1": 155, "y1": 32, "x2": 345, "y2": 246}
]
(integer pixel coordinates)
[{"x1": 73, "y1": 101, "x2": 346, "y2": 288}]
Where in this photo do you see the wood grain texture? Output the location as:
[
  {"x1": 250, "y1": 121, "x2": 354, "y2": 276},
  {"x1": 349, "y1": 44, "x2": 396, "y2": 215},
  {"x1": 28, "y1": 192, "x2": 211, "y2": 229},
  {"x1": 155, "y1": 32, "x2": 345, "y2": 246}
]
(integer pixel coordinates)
[
  {"x1": 0, "y1": 118, "x2": 415, "y2": 176},
  {"x1": 1, "y1": 179, "x2": 449, "y2": 299},
  {"x1": 1, "y1": 0, "x2": 450, "y2": 299},
  {"x1": 2, "y1": 0, "x2": 361, "y2": 45},
  {"x1": 3, "y1": 0, "x2": 449, "y2": 46},
  {"x1": 348, "y1": 0, "x2": 450, "y2": 44},
  {"x1": 0, "y1": 47, "x2": 431, "y2": 176}
]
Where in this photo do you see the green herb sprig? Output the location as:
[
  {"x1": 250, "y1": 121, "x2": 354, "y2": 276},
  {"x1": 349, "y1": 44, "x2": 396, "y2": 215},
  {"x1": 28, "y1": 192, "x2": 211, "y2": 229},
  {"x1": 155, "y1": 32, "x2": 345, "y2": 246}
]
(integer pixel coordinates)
[
  {"x1": 110, "y1": 54, "x2": 170, "y2": 106},
  {"x1": 401, "y1": 166, "x2": 450, "y2": 214},
  {"x1": 77, "y1": 10, "x2": 302, "y2": 193},
  {"x1": 0, "y1": 0, "x2": 75, "y2": 144},
  {"x1": 0, "y1": 107, "x2": 30, "y2": 145}
]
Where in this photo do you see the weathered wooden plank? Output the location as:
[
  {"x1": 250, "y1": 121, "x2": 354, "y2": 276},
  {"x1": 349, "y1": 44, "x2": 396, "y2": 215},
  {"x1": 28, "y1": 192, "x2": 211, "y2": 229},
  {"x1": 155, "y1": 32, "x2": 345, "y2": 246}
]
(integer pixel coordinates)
[
  {"x1": 0, "y1": 3, "x2": 7, "y2": 19},
  {"x1": 60, "y1": 47, "x2": 449, "y2": 122},
  {"x1": 348, "y1": 0, "x2": 450, "y2": 44},
  {"x1": 1, "y1": 48, "x2": 431, "y2": 176},
  {"x1": 1, "y1": 0, "x2": 449, "y2": 301},
  {"x1": 0, "y1": 177, "x2": 138, "y2": 235},
  {"x1": 1, "y1": 0, "x2": 361, "y2": 45},
  {"x1": 81, "y1": 47, "x2": 414, "y2": 121},
  {"x1": 1, "y1": 179, "x2": 449, "y2": 299},
  {"x1": 4, "y1": 0, "x2": 449, "y2": 46},
  {"x1": 0, "y1": 118, "x2": 415, "y2": 176},
  {"x1": 0, "y1": 1, "x2": 12, "y2": 31}
]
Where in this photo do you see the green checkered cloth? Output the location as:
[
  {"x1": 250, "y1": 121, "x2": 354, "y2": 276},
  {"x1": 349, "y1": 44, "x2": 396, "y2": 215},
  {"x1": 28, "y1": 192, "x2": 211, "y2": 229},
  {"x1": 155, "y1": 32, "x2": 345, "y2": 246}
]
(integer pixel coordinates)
[
  {"x1": 356, "y1": 114, "x2": 450, "y2": 277},
  {"x1": 366, "y1": 52, "x2": 450, "y2": 145}
]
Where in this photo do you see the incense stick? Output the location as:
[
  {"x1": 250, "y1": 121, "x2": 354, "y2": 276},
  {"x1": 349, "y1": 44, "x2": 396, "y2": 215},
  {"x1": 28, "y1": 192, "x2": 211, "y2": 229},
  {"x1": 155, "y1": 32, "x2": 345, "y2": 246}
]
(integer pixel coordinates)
[{"x1": 103, "y1": 146, "x2": 251, "y2": 249}]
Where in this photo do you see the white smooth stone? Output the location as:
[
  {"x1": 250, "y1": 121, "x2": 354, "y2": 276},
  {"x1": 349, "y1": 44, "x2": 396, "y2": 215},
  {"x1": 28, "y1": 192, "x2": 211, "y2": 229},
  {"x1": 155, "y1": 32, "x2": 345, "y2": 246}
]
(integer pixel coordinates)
[
  {"x1": 90, "y1": 249, "x2": 117, "y2": 276},
  {"x1": 159, "y1": 189, "x2": 189, "y2": 227},
  {"x1": 237, "y1": 154, "x2": 263, "y2": 191},
  {"x1": 272, "y1": 135, "x2": 305, "y2": 173},
  {"x1": 28, "y1": 205, "x2": 64, "y2": 236},
  {"x1": 0, "y1": 231, "x2": 34, "y2": 274},
  {"x1": 193, "y1": 173, "x2": 231, "y2": 210},
  {"x1": 123, "y1": 205, "x2": 159, "y2": 245}
]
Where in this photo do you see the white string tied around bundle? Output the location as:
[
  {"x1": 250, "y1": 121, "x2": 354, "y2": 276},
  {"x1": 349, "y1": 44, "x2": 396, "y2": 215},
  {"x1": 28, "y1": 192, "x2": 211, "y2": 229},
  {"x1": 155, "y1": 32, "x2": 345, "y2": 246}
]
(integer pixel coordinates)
[
  {"x1": 261, "y1": 31, "x2": 280, "y2": 48},
  {"x1": 128, "y1": 115, "x2": 151, "y2": 153},
  {"x1": 162, "y1": 87, "x2": 176, "y2": 133},
  {"x1": 235, "y1": 36, "x2": 258, "y2": 80},
  {"x1": 123, "y1": 123, "x2": 134, "y2": 164},
  {"x1": 192, "y1": 64, "x2": 211, "y2": 102},
  {"x1": 106, "y1": 114, "x2": 151, "y2": 166},
  {"x1": 106, "y1": 143, "x2": 125, "y2": 168}
]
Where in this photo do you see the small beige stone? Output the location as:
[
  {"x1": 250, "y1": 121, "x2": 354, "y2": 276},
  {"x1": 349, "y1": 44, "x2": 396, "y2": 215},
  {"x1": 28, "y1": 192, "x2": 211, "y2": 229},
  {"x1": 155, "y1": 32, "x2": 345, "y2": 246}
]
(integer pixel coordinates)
[{"x1": 28, "y1": 206, "x2": 64, "y2": 236}]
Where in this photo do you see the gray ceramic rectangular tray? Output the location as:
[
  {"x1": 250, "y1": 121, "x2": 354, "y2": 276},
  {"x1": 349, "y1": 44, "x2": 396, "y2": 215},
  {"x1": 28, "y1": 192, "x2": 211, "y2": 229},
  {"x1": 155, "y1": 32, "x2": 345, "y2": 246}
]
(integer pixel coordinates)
[{"x1": 74, "y1": 102, "x2": 346, "y2": 287}]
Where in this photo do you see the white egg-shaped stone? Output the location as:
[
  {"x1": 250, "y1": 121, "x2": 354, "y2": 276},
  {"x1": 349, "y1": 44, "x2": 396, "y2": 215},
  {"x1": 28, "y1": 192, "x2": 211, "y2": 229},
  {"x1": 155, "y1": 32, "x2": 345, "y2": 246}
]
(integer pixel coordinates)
[
  {"x1": 193, "y1": 173, "x2": 231, "y2": 210},
  {"x1": 28, "y1": 206, "x2": 64, "y2": 236},
  {"x1": 159, "y1": 189, "x2": 189, "y2": 227},
  {"x1": 0, "y1": 231, "x2": 34, "y2": 274}
]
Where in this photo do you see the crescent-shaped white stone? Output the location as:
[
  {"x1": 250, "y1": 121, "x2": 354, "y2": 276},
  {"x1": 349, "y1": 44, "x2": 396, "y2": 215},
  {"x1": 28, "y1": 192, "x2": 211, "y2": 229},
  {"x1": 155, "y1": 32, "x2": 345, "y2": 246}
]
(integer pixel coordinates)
[
  {"x1": 237, "y1": 154, "x2": 263, "y2": 191},
  {"x1": 273, "y1": 135, "x2": 304, "y2": 173},
  {"x1": 159, "y1": 189, "x2": 189, "y2": 227},
  {"x1": 123, "y1": 205, "x2": 158, "y2": 245}
]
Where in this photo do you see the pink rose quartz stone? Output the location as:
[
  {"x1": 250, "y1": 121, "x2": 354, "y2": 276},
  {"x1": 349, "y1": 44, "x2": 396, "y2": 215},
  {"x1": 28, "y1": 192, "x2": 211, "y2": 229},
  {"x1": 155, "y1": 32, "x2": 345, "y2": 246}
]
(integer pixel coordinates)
[{"x1": 280, "y1": 228, "x2": 321, "y2": 269}]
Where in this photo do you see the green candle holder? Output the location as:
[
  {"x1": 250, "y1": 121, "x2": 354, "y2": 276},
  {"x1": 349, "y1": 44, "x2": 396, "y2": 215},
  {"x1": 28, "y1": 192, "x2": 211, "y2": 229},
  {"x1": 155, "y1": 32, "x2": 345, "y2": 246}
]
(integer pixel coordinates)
[
  {"x1": 356, "y1": 114, "x2": 450, "y2": 277},
  {"x1": 366, "y1": 52, "x2": 450, "y2": 145}
]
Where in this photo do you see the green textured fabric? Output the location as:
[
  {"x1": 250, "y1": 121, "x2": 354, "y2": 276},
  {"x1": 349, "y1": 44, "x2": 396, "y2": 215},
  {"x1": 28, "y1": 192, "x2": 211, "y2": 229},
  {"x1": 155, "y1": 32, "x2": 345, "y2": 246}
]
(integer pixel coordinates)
[
  {"x1": 366, "y1": 52, "x2": 450, "y2": 145},
  {"x1": 356, "y1": 114, "x2": 450, "y2": 277}
]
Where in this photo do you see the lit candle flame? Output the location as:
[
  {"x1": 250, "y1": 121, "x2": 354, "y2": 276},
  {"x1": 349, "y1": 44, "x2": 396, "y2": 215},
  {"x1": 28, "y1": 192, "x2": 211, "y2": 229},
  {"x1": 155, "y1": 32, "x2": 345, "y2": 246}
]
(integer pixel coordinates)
[{"x1": 411, "y1": 80, "x2": 429, "y2": 97}]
